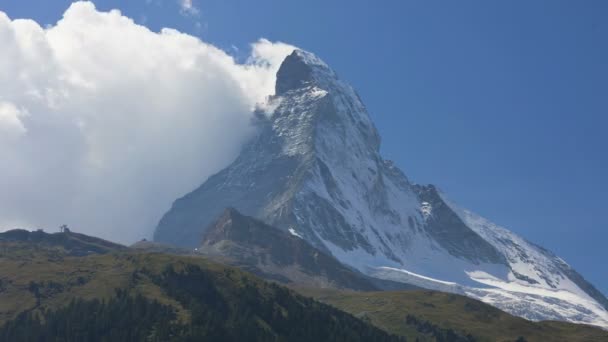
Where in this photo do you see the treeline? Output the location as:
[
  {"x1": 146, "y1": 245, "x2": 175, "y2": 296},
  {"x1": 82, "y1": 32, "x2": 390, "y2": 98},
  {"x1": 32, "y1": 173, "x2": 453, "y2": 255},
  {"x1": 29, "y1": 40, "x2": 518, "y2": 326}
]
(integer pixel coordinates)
[
  {"x1": 148, "y1": 264, "x2": 405, "y2": 341},
  {"x1": 0, "y1": 265, "x2": 405, "y2": 341},
  {"x1": 0, "y1": 290, "x2": 178, "y2": 341}
]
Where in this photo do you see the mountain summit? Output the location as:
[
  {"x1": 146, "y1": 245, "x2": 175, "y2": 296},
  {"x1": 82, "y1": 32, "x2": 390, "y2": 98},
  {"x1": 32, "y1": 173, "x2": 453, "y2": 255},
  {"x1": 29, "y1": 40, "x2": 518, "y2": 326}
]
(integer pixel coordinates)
[{"x1": 154, "y1": 49, "x2": 608, "y2": 328}]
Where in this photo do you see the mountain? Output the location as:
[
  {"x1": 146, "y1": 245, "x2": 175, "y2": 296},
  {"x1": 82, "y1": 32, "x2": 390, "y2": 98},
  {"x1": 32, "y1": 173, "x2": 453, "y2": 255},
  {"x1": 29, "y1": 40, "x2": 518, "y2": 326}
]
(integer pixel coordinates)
[
  {"x1": 3, "y1": 231, "x2": 607, "y2": 341},
  {"x1": 154, "y1": 49, "x2": 608, "y2": 328},
  {"x1": 134, "y1": 209, "x2": 413, "y2": 292},
  {"x1": 199, "y1": 207, "x2": 376, "y2": 290},
  {"x1": 196, "y1": 208, "x2": 418, "y2": 291}
]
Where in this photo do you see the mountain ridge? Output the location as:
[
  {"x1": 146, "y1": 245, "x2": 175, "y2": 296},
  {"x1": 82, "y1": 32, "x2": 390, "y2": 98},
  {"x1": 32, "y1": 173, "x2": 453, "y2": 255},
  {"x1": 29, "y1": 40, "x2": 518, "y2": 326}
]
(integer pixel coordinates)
[{"x1": 197, "y1": 207, "x2": 380, "y2": 291}]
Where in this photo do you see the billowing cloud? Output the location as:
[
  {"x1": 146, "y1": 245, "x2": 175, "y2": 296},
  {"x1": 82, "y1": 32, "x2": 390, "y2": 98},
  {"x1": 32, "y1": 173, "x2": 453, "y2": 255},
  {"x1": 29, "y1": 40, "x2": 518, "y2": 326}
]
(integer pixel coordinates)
[{"x1": 0, "y1": 1, "x2": 295, "y2": 243}]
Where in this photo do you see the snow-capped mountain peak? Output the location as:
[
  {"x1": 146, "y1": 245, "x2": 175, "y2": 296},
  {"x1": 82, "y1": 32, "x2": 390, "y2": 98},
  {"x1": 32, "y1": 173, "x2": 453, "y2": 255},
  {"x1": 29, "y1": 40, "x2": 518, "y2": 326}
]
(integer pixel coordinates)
[
  {"x1": 154, "y1": 49, "x2": 608, "y2": 329},
  {"x1": 271, "y1": 49, "x2": 380, "y2": 155}
]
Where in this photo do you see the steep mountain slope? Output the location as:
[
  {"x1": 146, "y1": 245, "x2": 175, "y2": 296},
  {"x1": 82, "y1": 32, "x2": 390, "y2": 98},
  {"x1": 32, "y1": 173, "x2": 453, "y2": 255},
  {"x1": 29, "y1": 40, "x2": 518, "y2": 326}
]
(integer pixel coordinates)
[
  {"x1": 197, "y1": 208, "x2": 418, "y2": 291},
  {"x1": 154, "y1": 49, "x2": 608, "y2": 328},
  {"x1": 200, "y1": 207, "x2": 378, "y2": 290}
]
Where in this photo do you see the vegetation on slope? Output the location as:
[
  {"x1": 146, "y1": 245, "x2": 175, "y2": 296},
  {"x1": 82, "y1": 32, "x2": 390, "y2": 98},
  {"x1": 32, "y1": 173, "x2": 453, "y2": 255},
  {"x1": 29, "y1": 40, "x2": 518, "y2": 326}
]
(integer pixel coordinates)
[
  {"x1": 1, "y1": 231, "x2": 606, "y2": 342},
  {"x1": 298, "y1": 288, "x2": 608, "y2": 342},
  {"x1": 0, "y1": 239, "x2": 402, "y2": 341}
]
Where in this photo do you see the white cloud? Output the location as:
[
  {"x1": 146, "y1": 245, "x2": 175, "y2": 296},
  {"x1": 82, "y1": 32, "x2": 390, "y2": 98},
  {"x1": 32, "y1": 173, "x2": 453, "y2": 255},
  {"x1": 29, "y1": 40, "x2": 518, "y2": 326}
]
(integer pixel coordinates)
[
  {"x1": 0, "y1": 102, "x2": 27, "y2": 140},
  {"x1": 0, "y1": 1, "x2": 295, "y2": 243},
  {"x1": 179, "y1": 0, "x2": 200, "y2": 17}
]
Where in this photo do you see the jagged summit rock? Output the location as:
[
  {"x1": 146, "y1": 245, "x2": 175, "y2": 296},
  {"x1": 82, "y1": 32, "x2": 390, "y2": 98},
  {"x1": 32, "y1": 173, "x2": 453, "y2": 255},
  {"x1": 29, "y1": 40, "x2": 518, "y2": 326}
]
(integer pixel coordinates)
[
  {"x1": 154, "y1": 49, "x2": 608, "y2": 328},
  {"x1": 276, "y1": 50, "x2": 325, "y2": 95}
]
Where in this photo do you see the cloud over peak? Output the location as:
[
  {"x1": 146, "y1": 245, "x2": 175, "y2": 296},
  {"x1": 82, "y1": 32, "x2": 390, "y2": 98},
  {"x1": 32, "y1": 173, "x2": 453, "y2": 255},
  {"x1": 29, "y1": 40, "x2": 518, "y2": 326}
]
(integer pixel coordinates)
[{"x1": 0, "y1": 1, "x2": 295, "y2": 242}]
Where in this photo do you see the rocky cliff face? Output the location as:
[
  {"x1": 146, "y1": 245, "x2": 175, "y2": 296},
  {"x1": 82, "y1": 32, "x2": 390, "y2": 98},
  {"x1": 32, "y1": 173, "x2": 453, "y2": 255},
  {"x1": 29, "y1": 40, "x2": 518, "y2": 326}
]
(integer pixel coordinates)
[
  {"x1": 197, "y1": 208, "x2": 382, "y2": 291},
  {"x1": 154, "y1": 50, "x2": 608, "y2": 328}
]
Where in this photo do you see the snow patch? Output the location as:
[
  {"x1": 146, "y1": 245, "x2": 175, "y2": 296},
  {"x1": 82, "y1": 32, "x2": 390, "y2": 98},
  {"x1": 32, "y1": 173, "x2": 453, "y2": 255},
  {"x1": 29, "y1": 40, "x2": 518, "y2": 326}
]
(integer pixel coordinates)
[
  {"x1": 288, "y1": 227, "x2": 303, "y2": 238},
  {"x1": 379, "y1": 267, "x2": 459, "y2": 286},
  {"x1": 420, "y1": 201, "x2": 432, "y2": 219}
]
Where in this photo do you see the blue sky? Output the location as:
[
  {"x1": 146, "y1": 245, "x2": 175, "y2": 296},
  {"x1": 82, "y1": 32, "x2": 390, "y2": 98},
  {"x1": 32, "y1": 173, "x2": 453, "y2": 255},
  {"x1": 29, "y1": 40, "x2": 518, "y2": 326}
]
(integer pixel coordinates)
[{"x1": 2, "y1": 1, "x2": 607, "y2": 295}]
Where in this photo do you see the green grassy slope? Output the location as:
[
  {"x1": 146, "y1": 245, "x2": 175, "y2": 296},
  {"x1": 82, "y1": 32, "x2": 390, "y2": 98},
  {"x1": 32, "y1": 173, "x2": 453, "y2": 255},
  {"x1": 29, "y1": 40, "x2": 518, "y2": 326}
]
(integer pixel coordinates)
[
  {"x1": 297, "y1": 288, "x2": 608, "y2": 342},
  {"x1": 1, "y1": 232, "x2": 606, "y2": 341},
  {"x1": 0, "y1": 238, "x2": 402, "y2": 341}
]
